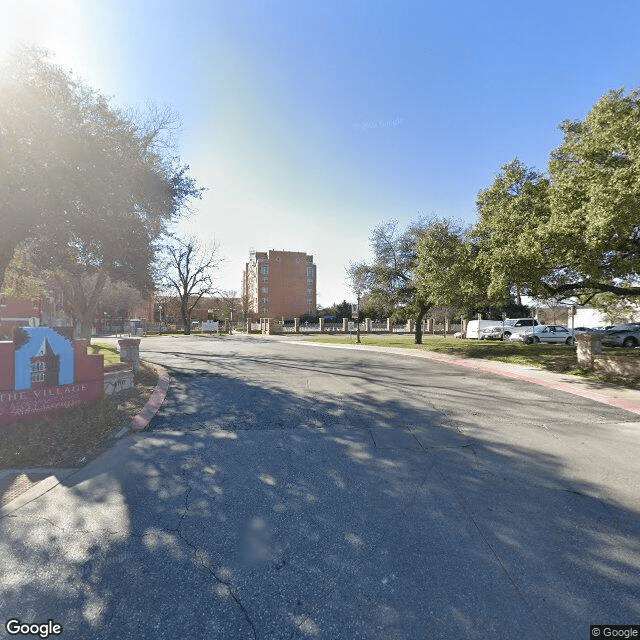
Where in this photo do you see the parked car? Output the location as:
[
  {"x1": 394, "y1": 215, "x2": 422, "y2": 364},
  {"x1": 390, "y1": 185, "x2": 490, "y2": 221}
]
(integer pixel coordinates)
[
  {"x1": 479, "y1": 318, "x2": 540, "y2": 340},
  {"x1": 508, "y1": 324, "x2": 575, "y2": 345},
  {"x1": 600, "y1": 323, "x2": 640, "y2": 348},
  {"x1": 573, "y1": 326, "x2": 592, "y2": 335}
]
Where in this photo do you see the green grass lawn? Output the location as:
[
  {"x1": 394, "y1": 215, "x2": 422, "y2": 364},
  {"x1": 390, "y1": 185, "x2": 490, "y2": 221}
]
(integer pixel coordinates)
[
  {"x1": 304, "y1": 334, "x2": 640, "y2": 387},
  {"x1": 88, "y1": 341, "x2": 122, "y2": 365}
]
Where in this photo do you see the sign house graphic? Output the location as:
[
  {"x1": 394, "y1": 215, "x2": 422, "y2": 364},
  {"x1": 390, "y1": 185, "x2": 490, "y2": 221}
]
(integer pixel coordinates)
[{"x1": 0, "y1": 327, "x2": 105, "y2": 425}]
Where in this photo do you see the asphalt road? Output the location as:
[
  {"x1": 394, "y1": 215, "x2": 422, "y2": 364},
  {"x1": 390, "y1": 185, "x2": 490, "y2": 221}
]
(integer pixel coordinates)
[{"x1": 1, "y1": 334, "x2": 640, "y2": 639}]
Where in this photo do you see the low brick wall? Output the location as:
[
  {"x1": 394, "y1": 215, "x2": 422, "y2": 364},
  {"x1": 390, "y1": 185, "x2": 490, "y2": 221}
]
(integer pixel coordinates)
[
  {"x1": 104, "y1": 363, "x2": 134, "y2": 396},
  {"x1": 593, "y1": 355, "x2": 640, "y2": 377},
  {"x1": 577, "y1": 334, "x2": 640, "y2": 377}
]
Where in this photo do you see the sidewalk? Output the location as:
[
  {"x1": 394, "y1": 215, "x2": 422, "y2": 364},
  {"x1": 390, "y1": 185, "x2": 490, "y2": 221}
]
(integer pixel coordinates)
[{"x1": 0, "y1": 363, "x2": 170, "y2": 511}]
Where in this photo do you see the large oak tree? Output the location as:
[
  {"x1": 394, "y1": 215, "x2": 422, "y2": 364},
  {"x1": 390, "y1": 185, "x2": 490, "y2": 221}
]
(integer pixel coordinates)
[{"x1": 0, "y1": 46, "x2": 203, "y2": 336}]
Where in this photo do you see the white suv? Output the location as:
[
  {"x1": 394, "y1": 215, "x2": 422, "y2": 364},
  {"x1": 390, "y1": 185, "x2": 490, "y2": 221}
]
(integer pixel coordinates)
[{"x1": 479, "y1": 318, "x2": 540, "y2": 341}]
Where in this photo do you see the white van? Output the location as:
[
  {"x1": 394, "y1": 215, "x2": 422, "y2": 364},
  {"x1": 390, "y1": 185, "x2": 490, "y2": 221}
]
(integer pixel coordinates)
[
  {"x1": 479, "y1": 318, "x2": 540, "y2": 340},
  {"x1": 466, "y1": 319, "x2": 504, "y2": 339}
]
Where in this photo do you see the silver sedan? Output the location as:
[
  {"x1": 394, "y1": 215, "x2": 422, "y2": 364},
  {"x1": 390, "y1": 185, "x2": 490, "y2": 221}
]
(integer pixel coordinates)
[
  {"x1": 509, "y1": 325, "x2": 575, "y2": 345},
  {"x1": 600, "y1": 323, "x2": 640, "y2": 348}
]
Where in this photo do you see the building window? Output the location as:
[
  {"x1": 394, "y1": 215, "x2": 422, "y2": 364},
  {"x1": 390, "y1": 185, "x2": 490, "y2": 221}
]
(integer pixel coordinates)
[
  {"x1": 262, "y1": 277, "x2": 269, "y2": 283},
  {"x1": 307, "y1": 298, "x2": 313, "y2": 305},
  {"x1": 260, "y1": 287, "x2": 268, "y2": 293},
  {"x1": 261, "y1": 266, "x2": 269, "y2": 274},
  {"x1": 306, "y1": 267, "x2": 313, "y2": 276},
  {"x1": 307, "y1": 288, "x2": 313, "y2": 295},
  {"x1": 262, "y1": 298, "x2": 268, "y2": 304},
  {"x1": 307, "y1": 278, "x2": 313, "y2": 285}
]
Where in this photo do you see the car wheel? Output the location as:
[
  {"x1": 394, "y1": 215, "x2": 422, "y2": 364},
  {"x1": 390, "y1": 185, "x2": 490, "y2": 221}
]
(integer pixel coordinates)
[
  {"x1": 566, "y1": 337, "x2": 575, "y2": 345},
  {"x1": 622, "y1": 337, "x2": 637, "y2": 348},
  {"x1": 533, "y1": 336, "x2": 540, "y2": 344},
  {"x1": 503, "y1": 331, "x2": 511, "y2": 339},
  {"x1": 524, "y1": 336, "x2": 533, "y2": 344}
]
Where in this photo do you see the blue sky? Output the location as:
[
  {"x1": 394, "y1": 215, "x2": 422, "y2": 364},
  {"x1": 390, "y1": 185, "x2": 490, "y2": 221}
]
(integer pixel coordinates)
[{"x1": 3, "y1": 0, "x2": 640, "y2": 305}]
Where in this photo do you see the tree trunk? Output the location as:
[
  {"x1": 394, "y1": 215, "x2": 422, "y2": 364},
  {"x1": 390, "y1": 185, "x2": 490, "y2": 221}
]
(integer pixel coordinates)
[
  {"x1": 56, "y1": 270, "x2": 108, "y2": 340},
  {"x1": 414, "y1": 301, "x2": 429, "y2": 345},
  {"x1": 181, "y1": 305, "x2": 191, "y2": 335}
]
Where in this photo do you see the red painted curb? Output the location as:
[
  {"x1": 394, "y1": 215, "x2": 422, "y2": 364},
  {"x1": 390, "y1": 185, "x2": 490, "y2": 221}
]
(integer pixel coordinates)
[{"x1": 130, "y1": 363, "x2": 171, "y2": 431}]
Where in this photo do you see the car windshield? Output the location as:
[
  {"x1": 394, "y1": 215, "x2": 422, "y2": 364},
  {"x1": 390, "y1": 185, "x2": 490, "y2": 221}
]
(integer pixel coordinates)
[{"x1": 612, "y1": 324, "x2": 640, "y2": 331}]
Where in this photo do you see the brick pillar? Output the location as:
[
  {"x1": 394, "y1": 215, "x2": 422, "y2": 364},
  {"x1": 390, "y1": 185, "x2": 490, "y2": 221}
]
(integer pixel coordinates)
[
  {"x1": 577, "y1": 333, "x2": 602, "y2": 368},
  {"x1": 426, "y1": 318, "x2": 433, "y2": 332},
  {"x1": 387, "y1": 318, "x2": 392, "y2": 332},
  {"x1": 342, "y1": 318, "x2": 348, "y2": 332},
  {"x1": 365, "y1": 318, "x2": 372, "y2": 332},
  {"x1": 247, "y1": 319, "x2": 252, "y2": 334},
  {"x1": 295, "y1": 318, "x2": 300, "y2": 333},
  {"x1": 118, "y1": 338, "x2": 141, "y2": 373},
  {"x1": 406, "y1": 319, "x2": 414, "y2": 333},
  {"x1": 463, "y1": 319, "x2": 468, "y2": 337}
]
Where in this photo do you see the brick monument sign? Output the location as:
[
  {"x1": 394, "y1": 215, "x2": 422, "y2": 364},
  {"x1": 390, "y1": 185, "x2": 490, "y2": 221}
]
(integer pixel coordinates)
[{"x1": 0, "y1": 327, "x2": 105, "y2": 426}]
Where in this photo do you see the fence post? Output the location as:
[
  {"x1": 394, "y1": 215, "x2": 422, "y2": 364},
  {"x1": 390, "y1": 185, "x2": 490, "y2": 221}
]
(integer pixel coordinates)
[
  {"x1": 365, "y1": 318, "x2": 372, "y2": 333},
  {"x1": 386, "y1": 318, "x2": 392, "y2": 332},
  {"x1": 294, "y1": 318, "x2": 300, "y2": 333},
  {"x1": 319, "y1": 318, "x2": 325, "y2": 333},
  {"x1": 342, "y1": 318, "x2": 348, "y2": 333}
]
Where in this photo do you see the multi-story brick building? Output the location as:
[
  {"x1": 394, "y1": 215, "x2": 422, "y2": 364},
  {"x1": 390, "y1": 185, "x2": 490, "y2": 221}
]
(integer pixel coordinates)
[{"x1": 243, "y1": 250, "x2": 316, "y2": 320}]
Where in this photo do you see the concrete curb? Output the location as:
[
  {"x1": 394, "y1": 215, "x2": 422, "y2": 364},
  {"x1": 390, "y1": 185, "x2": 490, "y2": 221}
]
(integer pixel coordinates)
[
  {"x1": 0, "y1": 362, "x2": 171, "y2": 514},
  {"x1": 129, "y1": 363, "x2": 171, "y2": 431}
]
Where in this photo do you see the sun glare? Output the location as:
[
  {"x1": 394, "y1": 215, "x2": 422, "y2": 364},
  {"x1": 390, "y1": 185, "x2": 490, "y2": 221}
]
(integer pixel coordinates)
[{"x1": 0, "y1": 0, "x2": 79, "y2": 59}]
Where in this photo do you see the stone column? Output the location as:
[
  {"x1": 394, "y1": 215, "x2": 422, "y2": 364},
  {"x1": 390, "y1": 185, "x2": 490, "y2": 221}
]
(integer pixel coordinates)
[
  {"x1": 342, "y1": 318, "x2": 348, "y2": 332},
  {"x1": 319, "y1": 318, "x2": 325, "y2": 333},
  {"x1": 365, "y1": 318, "x2": 372, "y2": 333},
  {"x1": 387, "y1": 318, "x2": 392, "y2": 332},
  {"x1": 576, "y1": 333, "x2": 602, "y2": 369},
  {"x1": 426, "y1": 318, "x2": 433, "y2": 332},
  {"x1": 295, "y1": 318, "x2": 300, "y2": 333},
  {"x1": 406, "y1": 319, "x2": 415, "y2": 333},
  {"x1": 118, "y1": 338, "x2": 141, "y2": 373},
  {"x1": 247, "y1": 319, "x2": 252, "y2": 334}
]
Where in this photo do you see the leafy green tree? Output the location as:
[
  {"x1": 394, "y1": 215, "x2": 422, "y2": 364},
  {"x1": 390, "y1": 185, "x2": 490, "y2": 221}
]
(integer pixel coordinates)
[
  {"x1": 349, "y1": 219, "x2": 432, "y2": 344},
  {"x1": 416, "y1": 217, "x2": 485, "y2": 317},
  {"x1": 335, "y1": 300, "x2": 352, "y2": 318},
  {"x1": 544, "y1": 88, "x2": 640, "y2": 300},
  {"x1": 473, "y1": 159, "x2": 551, "y2": 303},
  {"x1": 0, "y1": 46, "x2": 202, "y2": 336}
]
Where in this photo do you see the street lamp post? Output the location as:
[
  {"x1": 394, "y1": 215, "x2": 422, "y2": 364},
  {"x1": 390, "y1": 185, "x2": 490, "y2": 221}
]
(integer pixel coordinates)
[{"x1": 356, "y1": 292, "x2": 361, "y2": 344}]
